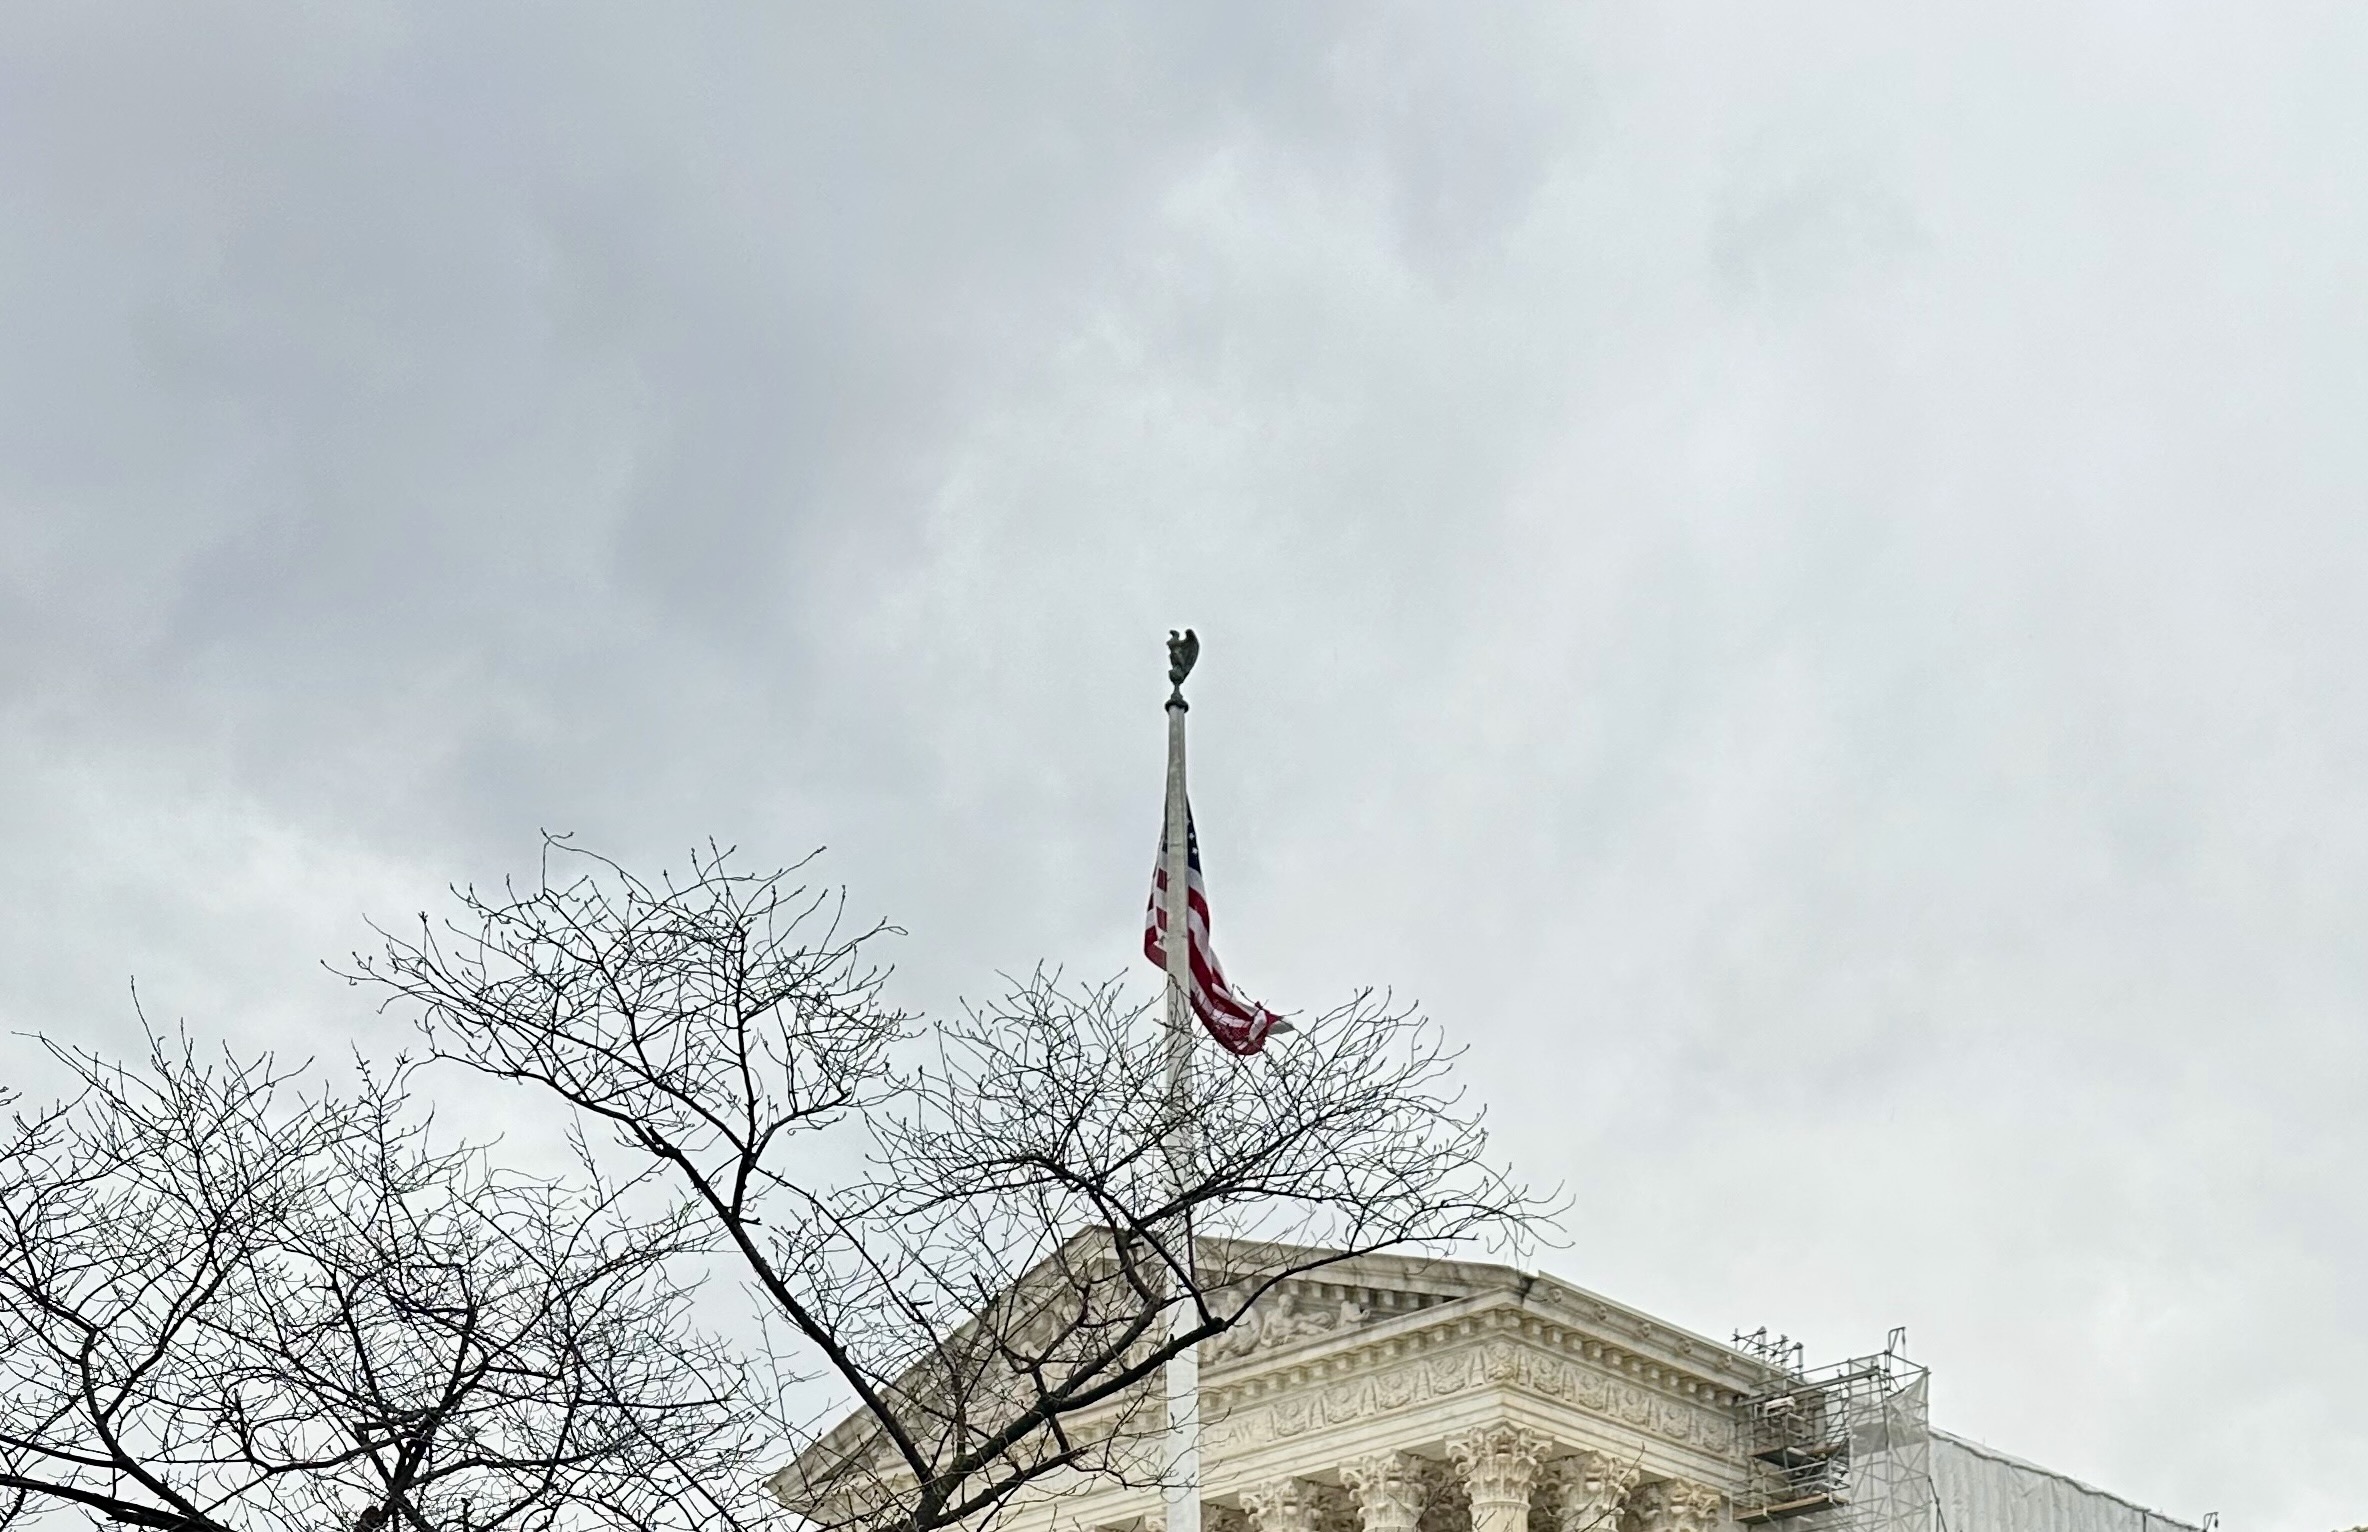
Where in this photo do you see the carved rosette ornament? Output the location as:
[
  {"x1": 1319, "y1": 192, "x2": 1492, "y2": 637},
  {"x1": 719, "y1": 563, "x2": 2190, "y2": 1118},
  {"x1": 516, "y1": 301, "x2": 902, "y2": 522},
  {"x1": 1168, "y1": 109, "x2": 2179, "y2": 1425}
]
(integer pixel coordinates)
[
  {"x1": 1540, "y1": 1452, "x2": 1643, "y2": 1532},
  {"x1": 1243, "y1": 1480, "x2": 1333, "y2": 1532},
  {"x1": 1631, "y1": 1480, "x2": 1723, "y2": 1532},
  {"x1": 1446, "y1": 1425, "x2": 1551, "y2": 1532},
  {"x1": 1341, "y1": 1451, "x2": 1434, "y2": 1532}
]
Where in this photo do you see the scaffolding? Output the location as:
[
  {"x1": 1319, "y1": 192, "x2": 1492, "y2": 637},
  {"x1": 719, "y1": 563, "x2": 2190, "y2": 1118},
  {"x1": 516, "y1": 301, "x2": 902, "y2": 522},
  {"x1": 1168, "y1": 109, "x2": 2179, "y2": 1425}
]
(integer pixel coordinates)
[{"x1": 1729, "y1": 1329, "x2": 1934, "y2": 1532}]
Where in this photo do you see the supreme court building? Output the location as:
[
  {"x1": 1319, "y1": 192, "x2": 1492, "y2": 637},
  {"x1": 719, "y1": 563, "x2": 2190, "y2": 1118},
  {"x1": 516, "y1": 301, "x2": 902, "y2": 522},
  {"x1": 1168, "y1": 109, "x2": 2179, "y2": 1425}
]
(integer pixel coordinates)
[{"x1": 780, "y1": 1248, "x2": 2194, "y2": 1532}]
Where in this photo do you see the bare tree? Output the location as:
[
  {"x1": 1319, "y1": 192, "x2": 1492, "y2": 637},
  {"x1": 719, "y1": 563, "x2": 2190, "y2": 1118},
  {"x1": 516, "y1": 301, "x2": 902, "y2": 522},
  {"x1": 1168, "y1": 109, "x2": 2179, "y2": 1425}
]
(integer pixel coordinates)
[
  {"x1": 0, "y1": 1030, "x2": 759, "y2": 1532},
  {"x1": 348, "y1": 839, "x2": 1548, "y2": 1532}
]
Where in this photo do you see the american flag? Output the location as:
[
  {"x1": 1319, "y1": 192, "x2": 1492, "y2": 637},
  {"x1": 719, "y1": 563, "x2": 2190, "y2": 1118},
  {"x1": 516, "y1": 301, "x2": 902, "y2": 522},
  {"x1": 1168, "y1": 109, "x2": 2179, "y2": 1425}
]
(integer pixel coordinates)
[{"x1": 1144, "y1": 800, "x2": 1285, "y2": 1056}]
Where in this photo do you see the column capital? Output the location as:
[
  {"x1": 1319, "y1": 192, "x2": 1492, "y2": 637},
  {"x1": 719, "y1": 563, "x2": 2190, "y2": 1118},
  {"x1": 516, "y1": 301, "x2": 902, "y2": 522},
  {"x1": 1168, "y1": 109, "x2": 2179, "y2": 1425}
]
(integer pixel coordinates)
[
  {"x1": 1242, "y1": 1479, "x2": 1335, "y2": 1532},
  {"x1": 1539, "y1": 1452, "x2": 1644, "y2": 1532},
  {"x1": 1446, "y1": 1424, "x2": 1552, "y2": 1520},
  {"x1": 1341, "y1": 1451, "x2": 1435, "y2": 1532},
  {"x1": 1632, "y1": 1479, "x2": 1724, "y2": 1532}
]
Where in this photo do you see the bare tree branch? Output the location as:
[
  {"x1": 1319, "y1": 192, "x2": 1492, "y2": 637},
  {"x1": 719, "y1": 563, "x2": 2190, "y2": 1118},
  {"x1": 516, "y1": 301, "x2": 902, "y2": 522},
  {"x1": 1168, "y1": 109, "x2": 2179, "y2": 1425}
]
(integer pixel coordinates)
[
  {"x1": 347, "y1": 838, "x2": 1553, "y2": 1532},
  {"x1": 0, "y1": 1028, "x2": 760, "y2": 1532}
]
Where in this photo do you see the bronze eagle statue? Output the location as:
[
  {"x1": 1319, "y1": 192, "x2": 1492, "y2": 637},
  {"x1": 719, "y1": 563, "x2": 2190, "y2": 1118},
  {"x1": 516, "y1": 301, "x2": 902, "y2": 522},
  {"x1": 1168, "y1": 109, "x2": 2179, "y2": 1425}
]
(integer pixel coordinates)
[{"x1": 1167, "y1": 628, "x2": 1199, "y2": 701}]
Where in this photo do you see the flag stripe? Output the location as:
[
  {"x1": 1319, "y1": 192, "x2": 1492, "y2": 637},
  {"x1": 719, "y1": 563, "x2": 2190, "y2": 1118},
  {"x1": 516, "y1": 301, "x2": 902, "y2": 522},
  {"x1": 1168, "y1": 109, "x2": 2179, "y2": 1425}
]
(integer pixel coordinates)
[{"x1": 1144, "y1": 802, "x2": 1282, "y2": 1055}]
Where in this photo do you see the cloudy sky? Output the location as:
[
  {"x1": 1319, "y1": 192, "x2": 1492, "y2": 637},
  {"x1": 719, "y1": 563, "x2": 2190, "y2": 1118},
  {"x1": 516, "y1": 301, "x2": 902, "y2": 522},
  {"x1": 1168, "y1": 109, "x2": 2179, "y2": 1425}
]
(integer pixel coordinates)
[{"x1": 5, "y1": 6, "x2": 2364, "y2": 1527}]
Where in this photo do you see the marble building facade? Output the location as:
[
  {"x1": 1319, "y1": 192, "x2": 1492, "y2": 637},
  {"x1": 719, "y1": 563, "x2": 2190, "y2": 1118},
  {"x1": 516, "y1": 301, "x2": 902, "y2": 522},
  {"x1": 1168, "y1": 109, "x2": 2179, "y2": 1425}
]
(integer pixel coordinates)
[
  {"x1": 783, "y1": 1249, "x2": 2195, "y2": 1532},
  {"x1": 993, "y1": 1251, "x2": 1775, "y2": 1532}
]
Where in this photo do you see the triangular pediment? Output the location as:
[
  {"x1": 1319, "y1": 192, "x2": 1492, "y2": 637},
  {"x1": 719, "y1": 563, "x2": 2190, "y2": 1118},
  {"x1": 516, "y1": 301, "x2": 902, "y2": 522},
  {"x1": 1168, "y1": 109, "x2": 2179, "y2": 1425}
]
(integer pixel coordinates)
[
  {"x1": 1191, "y1": 1246, "x2": 1771, "y2": 1398},
  {"x1": 1197, "y1": 1249, "x2": 1511, "y2": 1367}
]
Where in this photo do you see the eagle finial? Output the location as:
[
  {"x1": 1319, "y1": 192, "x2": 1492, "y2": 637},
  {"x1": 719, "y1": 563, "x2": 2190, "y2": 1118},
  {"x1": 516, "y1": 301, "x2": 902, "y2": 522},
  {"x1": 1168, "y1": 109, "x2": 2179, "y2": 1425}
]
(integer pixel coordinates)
[{"x1": 1166, "y1": 628, "x2": 1199, "y2": 705}]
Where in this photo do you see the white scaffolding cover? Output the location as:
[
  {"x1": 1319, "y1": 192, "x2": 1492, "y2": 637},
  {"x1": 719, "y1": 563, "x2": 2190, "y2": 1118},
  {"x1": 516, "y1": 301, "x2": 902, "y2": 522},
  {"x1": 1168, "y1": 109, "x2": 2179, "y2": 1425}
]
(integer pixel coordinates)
[{"x1": 1932, "y1": 1433, "x2": 2197, "y2": 1532}]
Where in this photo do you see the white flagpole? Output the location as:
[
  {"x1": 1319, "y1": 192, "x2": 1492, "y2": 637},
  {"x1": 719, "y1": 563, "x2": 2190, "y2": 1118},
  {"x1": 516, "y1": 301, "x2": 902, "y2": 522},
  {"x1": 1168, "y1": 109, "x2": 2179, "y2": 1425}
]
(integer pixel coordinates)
[{"x1": 1159, "y1": 631, "x2": 1200, "y2": 1532}]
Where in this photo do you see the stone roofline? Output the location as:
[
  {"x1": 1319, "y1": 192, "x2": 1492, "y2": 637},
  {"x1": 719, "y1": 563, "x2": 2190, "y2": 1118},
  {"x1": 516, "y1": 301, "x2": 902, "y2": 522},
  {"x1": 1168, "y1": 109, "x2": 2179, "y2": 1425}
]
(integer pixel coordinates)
[
  {"x1": 782, "y1": 1236, "x2": 1786, "y2": 1492},
  {"x1": 1201, "y1": 1247, "x2": 1784, "y2": 1399}
]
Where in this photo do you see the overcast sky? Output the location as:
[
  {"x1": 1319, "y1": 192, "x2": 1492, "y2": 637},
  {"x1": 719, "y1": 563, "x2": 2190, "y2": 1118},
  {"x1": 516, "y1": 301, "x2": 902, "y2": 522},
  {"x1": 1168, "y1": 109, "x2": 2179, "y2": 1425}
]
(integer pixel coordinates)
[{"x1": 5, "y1": 6, "x2": 2364, "y2": 1527}]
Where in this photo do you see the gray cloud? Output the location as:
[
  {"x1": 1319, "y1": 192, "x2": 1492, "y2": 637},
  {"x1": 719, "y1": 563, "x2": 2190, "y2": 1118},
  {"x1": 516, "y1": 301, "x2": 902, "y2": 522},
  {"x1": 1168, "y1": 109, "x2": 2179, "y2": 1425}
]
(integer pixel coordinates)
[{"x1": 5, "y1": 6, "x2": 2363, "y2": 1526}]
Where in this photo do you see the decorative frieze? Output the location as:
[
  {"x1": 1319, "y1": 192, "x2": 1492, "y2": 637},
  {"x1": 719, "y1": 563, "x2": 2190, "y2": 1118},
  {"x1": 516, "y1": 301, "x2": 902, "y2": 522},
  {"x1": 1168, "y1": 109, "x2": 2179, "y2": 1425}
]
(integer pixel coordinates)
[
  {"x1": 1210, "y1": 1292, "x2": 1376, "y2": 1362},
  {"x1": 1481, "y1": 1344, "x2": 1737, "y2": 1453},
  {"x1": 1341, "y1": 1451, "x2": 1434, "y2": 1532},
  {"x1": 1203, "y1": 1340, "x2": 1736, "y2": 1458}
]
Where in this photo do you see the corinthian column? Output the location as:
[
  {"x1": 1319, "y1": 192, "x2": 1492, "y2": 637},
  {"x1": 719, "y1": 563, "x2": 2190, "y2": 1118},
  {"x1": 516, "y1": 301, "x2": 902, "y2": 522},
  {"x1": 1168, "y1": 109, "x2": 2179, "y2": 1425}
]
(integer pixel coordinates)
[
  {"x1": 1342, "y1": 1451, "x2": 1433, "y2": 1532},
  {"x1": 1242, "y1": 1480, "x2": 1331, "y2": 1532},
  {"x1": 1541, "y1": 1452, "x2": 1643, "y2": 1532},
  {"x1": 1631, "y1": 1480, "x2": 1723, "y2": 1532},
  {"x1": 1446, "y1": 1425, "x2": 1550, "y2": 1532}
]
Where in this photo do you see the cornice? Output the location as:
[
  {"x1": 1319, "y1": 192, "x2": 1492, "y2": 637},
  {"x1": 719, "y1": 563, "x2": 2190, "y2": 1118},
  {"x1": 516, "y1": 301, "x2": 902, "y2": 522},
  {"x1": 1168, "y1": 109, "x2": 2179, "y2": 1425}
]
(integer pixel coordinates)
[
  {"x1": 1206, "y1": 1278, "x2": 1773, "y2": 1419},
  {"x1": 1203, "y1": 1307, "x2": 1747, "y2": 1466},
  {"x1": 1245, "y1": 1252, "x2": 1771, "y2": 1382}
]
